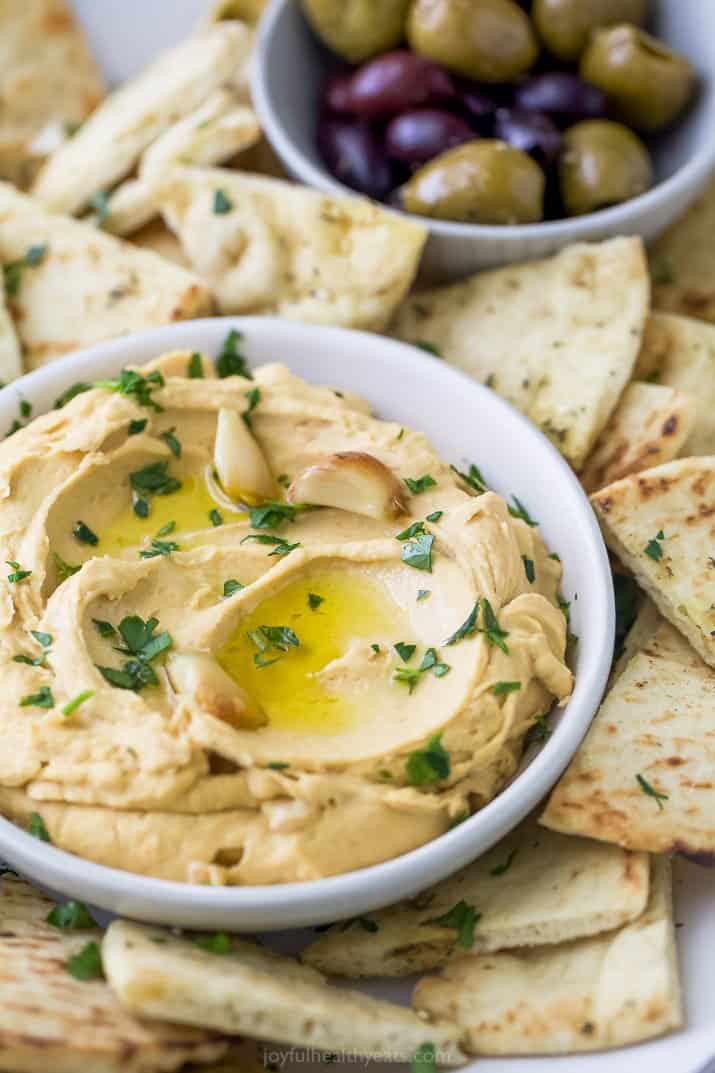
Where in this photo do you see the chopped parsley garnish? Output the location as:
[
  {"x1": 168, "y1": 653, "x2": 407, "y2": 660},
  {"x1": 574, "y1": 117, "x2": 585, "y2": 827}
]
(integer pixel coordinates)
[
  {"x1": 406, "y1": 733, "x2": 450, "y2": 786},
  {"x1": 419, "y1": 647, "x2": 450, "y2": 677},
  {"x1": 243, "y1": 387, "x2": 260, "y2": 428},
  {"x1": 396, "y1": 520, "x2": 425, "y2": 541},
  {"x1": 20, "y1": 687, "x2": 54, "y2": 709},
  {"x1": 6, "y1": 560, "x2": 31, "y2": 583},
  {"x1": 14, "y1": 630, "x2": 52, "y2": 667},
  {"x1": 426, "y1": 510, "x2": 443, "y2": 523},
  {"x1": 393, "y1": 666, "x2": 422, "y2": 693},
  {"x1": 558, "y1": 595, "x2": 571, "y2": 624},
  {"x1": 525, "y1": 713, "x2": 551, "y2": 747},
  {"x1": 66, "y1": 941, "x2": 104, "y2": 980},
  {"x1": 89, "y1": 190, "x2": 110, "y2": 226},
  {"x1": 371, "y1": 643, "x2": 381, "y2": 654},
  {"x1": 128, "y1": 418, "x2": 147, "y2": 435},
  {"x1": 248, "y1": 624, "x2": 300, "y2": 668},
  {"x1": 61, "y1": 690, "x2": 95, "y2": 717},
  {"x1": 411, "y1": 1042, "x2": 437, "y2": 1073},
  {"x1": 492, "y1": 680, "x2": 521, "y2": 696},
  {"x1": 636, "y1": 774, "x2": 668, "y2": 810},
  {"x1": 308, "y1": 593, "x2": 324, "y2": 611},
  {"x1": 482, "y1": 599, "x2": 509, "y2": 653},
  {"x1": 413, "y1": 340, "x2": 442, "y2": 357},
  {"x1": 429, "y1": 900, "x2": 479, "y2": 950},
  {"x1": 401, "y1": 533, "x2": 434, "y2": 572},
  {"x1": 95, "y1": 368, "x2": 165, "y2": 411},
  {"x1": 445, "y1": 601, "x2": 480, "y2": 645},
  {"x1": 160, "y1": 427, "x2": 181, "y2": 458},
  {"x1": 267, "y1": 761, "x2": 290, "y2": 771},
  {"x1": 223, "y1": 579, "x2": 243, "y2": 597},
  {"x1": 508, "y1": 495, "x2": 538, "y2": 527},
  {"x1": 73, "y1": 521, "x2": 98, "y2": 546},
  {"x1": 394, "y1": 642, "x2": 416, "y2": 663},
  {"x1": 133, "y1": 496, "x2": 149, "y2": 518},
  {"x1": 213, "y1": 189, "x2": 233, "y2": 214},
  {"x1": 248, "y1": 501, "x2": 300, "y2": 530},
  {"x1": 54, "y1": 381, "x2": 91, "y2": 409},
  {"x1": 490, "y1": 848, "x2": 518, "y2": 876},
  {"x1": 404, "y1": 474, "x2": 437, "y2": 495},
  {"x1": 644, "y1": 530, "x2": 665, "y2": 561},
  {"x1": 96, "y1": 615, "x2": 171, "y2": 692},
  {"x1": 417, "y1": 589, "x2": 431, "y2": 601},
  {"x1": 651, "y1": 258, "x2": 674, "y2": 286},
  {"x1": 129, "y1": 461, "x2": 181, "y2": 517},
  {"x1": 53, "y1": 553, "x2": 80, "y2": 583},
  {"x1": 452, "y1": 463, "x2": 488, "y2": 495},
  {"x1": 188, "y1": 352, "x2": 204, "y2": 378},
  {"x1": 522, "y1": 555, "x2": 535, "y2": 584},
  {"x1": 30, "y1": 630, "x2": 52, "y2": 648},
  {"x1": 92, "y1": 619, "x2": 116, "y2": 638},
  {"x1": 209, "y1": 508, "x2": 223, "y2": 527},
  {"x1": 194, "y1": 932, "x2": 232, "y2": 955},
  {"x1": 156, "y1": 521, "x2": 176, "y2": 537},
  {"x1": 29, "y1": 812, "x2": 50, "y2": 842},
  {"x1": 277, "y1": 473, "x2": 290, "y2": 487},
  {"x1": 3, "y1": 243, "x2": 48, "y2": 297},
  {"x1": 139, "y1": 538, "x2": 180, "y2": 559},
  {"x1": 216, "y1": 329, "x2": 252, "y2": 380},
  {"x1": 239, "y1": 534, "x2": 300, "y2": 556},
  {"x1": 47, "y1": 900, "x2": 94, "y2": 930}
]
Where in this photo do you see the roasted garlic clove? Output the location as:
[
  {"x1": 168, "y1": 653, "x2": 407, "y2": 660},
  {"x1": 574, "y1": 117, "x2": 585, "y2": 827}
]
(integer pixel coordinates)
[
  {"x1": 287, "y1": 451, "x2": 406, "y2": 520},
  {"x1": 214, "y1": 407, "x2": 274, "y2": 507},
  {"x1": 167, "y1": 651, "x2": 266, "y2": 730}
]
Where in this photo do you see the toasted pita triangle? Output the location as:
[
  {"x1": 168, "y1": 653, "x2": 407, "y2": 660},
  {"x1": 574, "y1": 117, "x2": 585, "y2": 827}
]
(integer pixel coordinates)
[
  {"x1": 0, "y1": 876, "x2": 227, "y2": 1073},
  {"x1": 0, "y1": 183, "x2": 212, "y2": 370},
  {"x1": 33, "y1": 24, "x2": 252, "y2": 215},
  {"x1": 102, "y1": 920, "x2": 465, "y2": 1064},
  {"x1": 391, "y1": 238, "x2": 649, "y2": 470},
  {"x1": 413, "y1": 858, "x2": 680, "y2": 1056},
  {"x1": 302, "y1": 814, "x2": 649, "y2": 978},
  {"x1": 580, "y1": 381, "x2": 693, "y2": 493},
  {"x1": 542, "y1": 607, "x2": 715, "y2": 860},
  {"x1": 650, "y1": 174, "x2": 715, "y2": 323},
  {"x1": 591, "y1": 456, "x2": 715, "y2": 668},
  {"x1": 0, "y1": 0, "x2": 104, "y2": 188},
  {"x1": 635, "y1": 312, "x2": 715, "y2": 455},
  {"x1": 154, "y1": 166, "x2": 426, "y2": 331}
]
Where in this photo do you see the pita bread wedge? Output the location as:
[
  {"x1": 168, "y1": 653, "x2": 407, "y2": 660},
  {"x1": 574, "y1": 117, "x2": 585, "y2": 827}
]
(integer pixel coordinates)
[
  {"x1": 0, "y1": 876, "x2": 228, "y2": 1073},
  {"x1": 542, "y1": 612, "x2": 715, "y2": 860},
  {"x1": 132, "y1": 218, "x2": 192, "y2": 268},
  {"x1": 591, "y1": 456, "x2": 715, "y2": 668},
  {"x1": 302, "y1": 815, "x2": 649, "y2": 978},
  {"x1": 413, "y1": 858, "x2": 680, "y2": 1056},
  {"x1": 0, "y1": 183, "x2": 212, "y2": 370},
  {"x1": 103, "y1": 920, "x2": 465, "y2": 1065},
  {"x1": 580, "y1": 381, "x2": 693, "y2": 493},
  {"x1": 0, "y1": 0, "x2": 104, "y2": 189},
  {"x1": 391, "y1": 237, "x2": 649, "y2": 470},
  {"x1": 156, "y1": 166, "x2": 426, "y2": 331},
  {"x1": 32, "y1": 24, "x2": 252, "y2": 216},
  {"x1": 635, "y1": 312, "x2": 715, "y2": 456},
  {"x1": 650, "y1": 174, "x2": 715, "y2": 322}
]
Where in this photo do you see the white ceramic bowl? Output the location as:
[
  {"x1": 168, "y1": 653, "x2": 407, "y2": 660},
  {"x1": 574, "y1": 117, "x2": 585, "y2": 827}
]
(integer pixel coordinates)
[
  {"x1": 253, "y1": 0, "x2": 715, "y2": 281},
  {"x1": 0, "y1": 318, "x2": 613, "y2": 930}
]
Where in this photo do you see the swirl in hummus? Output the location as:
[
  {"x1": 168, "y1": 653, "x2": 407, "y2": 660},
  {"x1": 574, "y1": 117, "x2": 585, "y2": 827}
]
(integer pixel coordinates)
[{"x1": 0, "y1": 343, "x2": 572, "y2": 884}]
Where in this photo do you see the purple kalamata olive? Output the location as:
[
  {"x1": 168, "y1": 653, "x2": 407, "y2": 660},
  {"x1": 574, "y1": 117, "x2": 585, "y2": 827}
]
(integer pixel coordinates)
[
  {"x1": 513, "y1": 72, "x2": 606, "y2": 124},
  {"x1": 324, "y1": 72, "x2": 354, "y2": 114},
  {"x1": 317, "y1": 118, "x2": 396, "y2": 200},
  {"x1": 385, "y1": 109, "x2": 475, "y2": 164},
  {"x1": 341, "y1": 50, "x2": 456, "y2": 118},
  {"x1": 494, "y1": 108, "x2": 561, "y2": 166}
]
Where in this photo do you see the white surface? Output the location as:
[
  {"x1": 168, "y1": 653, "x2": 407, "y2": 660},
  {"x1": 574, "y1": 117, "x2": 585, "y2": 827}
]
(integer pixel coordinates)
[
  {"x1": 254, "y1": 0, "x2": 715, "y2": 280},
  {"x1": 0, "y1": 318, "x2": 613, "y2": 931}
]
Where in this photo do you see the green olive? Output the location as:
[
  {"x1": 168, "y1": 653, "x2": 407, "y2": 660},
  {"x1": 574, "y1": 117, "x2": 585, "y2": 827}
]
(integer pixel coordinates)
[
  {"x1": 407, "y1": 0, "x2": 538, "y2": 83},
  {"x1": 532, "y1": 0, "x2": 648, "y2": 62},
  {"x1": 581, "y1": 25, "x2": 696, "y2": 133},
  {"x1": 559, "y1": 120, "x2": 653, "y2": 216},
  {"x1": 401, "y1": 140, "x2": 545, "y2": 224},
  {"x1": 301, "y1": 0, "x2": 411, "y2": 63}
]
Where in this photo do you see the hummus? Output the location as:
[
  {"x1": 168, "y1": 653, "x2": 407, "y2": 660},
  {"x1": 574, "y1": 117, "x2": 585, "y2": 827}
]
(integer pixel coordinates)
[{"x1": 0, "y1": 347, "x2": 572, "y2": 883}]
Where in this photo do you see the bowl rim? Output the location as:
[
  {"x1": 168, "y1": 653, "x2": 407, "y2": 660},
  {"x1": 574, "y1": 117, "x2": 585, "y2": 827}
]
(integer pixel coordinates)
[
  {"x1": 252, "y1": 0, "x2": 715, "y2": 243},
  {"x1": 0, "y1": 317, "x2": 614, "y2": 929}
]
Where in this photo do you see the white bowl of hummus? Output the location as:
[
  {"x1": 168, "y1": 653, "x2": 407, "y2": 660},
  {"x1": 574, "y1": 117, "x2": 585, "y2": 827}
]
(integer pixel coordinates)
[{"x1": 0, "y1": 317, "x2": 613, "y2": 930}]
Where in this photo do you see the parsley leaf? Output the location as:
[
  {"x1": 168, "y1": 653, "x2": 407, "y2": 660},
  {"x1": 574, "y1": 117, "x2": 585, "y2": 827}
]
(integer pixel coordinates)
[
  {"x1": 401, "y1": 533, "x2": 434, "y2": 572},
  {"x1": 216, "y1": 329, "x2": 252, "y2": 380},
  {"x1": 491, "y1": 848, "x2": 518, "y2": 876},
  {"x1": 636, "y1": 774, "x2": 668, "y2": 810},
  {"x1": 429, "y1": 900, "x2": 480, "y2": 950},
  {"x1": 492, "y1": 680, "x2": 521, "y2": 696},
  {"x1": 243, "y1": 387, "x2": 260, "y2": 428},
  {"x1": 308, "y1": 592, "x2": 324, "y2": 611},
  {"x1": 417, "y1": 589, "x2": 431, "y2": 601},
  {"x1": 248, "y1": 501, "x2": 300, "y2": 530},
  {"x1": 54, "y1": 381, "x2": 91, "y2": 409},
  {"x1": 213, "y1": 189, "x2": 233, "y2": 214},
  {"x1": 393, "y1": 666, "x2": 422, "y2": 694},
  {"x1": 508, "y1": 495, "x2": 538, "y2": 527},
  {"x1": 3, "y1": 243, "x2": 48, "y2": 297},
  {"x1": 451, "y1": 463, "x2": 488, "y2": 495},
  {"x1": 187, "y1": 352, "x2": 204, "y2": 378},
  {"x1": 394, "y1": 642, "x2": 416, "y2": 662},
  {"x1": 413, "y1": 340, "x2": 442, "y2": 357},
  {"x1": 66, "y1": 941, "x2": 104, "y2": 980},
  {"x1": 482, "y1": 598, "x2": 509, "y2": 653},
  {"x1": 195, "y1": 932, "x2": 232, "y2": 955},
  {"x1": 89, "y1": 190, "x2": 110, "y2": 227},
  {"x1": 92, "y1": 619, "x2": 116, "y2": 638},
  {"x1": 128, "y1": 418, "x2": 147, "y2": 435},
  {"x1": 97, "y1": 615, "x2": 172, "y2": 692},
  {"x1": 522, "y1": 555, "x2": 535, "y2": 583},
  {"x1": 95, "y1": 369, "x2": 165, "y2": 411},
  {"x1": 223, "y1": 579, "x2": 243, "y2": 597},
  {"x1": 525, "y1": 713, "x2": 551, "y2": 747},
  {"x1": 239, "y1": 534, "x2": 300, "y2": 556},
  {"x1": 406, "y1": 733, "x2": 450, "y2": 786},
  {"x1": 156, "y1": 521, "x2": 176, "y2": 537},
  {"x1": 644, "y1": 530, "x2": 665, "y2": 561},
  {"x1": 129, "y1": 460, "x2": 181, "y2": 496},
  {"x1": 30, "y1": 630, "x2": 52, "y2": 648},
  {"x1": 404, "y1": 474, "x2": 437, "y2": 495},
  {"x1": 47, "y1": 900, "x2": 94, "y2": 930},
  {"x1": 6, "y1": 560, "x2": 32, "y2": 583},
  {"x1": 445, "y1": 601, "x2": 480, "y2": 645},
  {"x1": 73, "y1": 521, "x2": 98, "y2": 546},
  {"x1": 257, "y1": 625, "x2": 300, "y2": 650},
  {"x1": 426, "y1": 510, "x2": 443, "y2": 523},
  {"x1": 29, "y1": 812, "x2": 50, "y2": 842},
  {"x1": 411, "y1": 1042, "x2": 437, "y2": 1073},
  {"x1": 160, "y1": 427, "x2": 181, "y2": 458},
  {"x1": 208, "y1": 508, "x2": 223, "y2": 527},
  {"x1": 53, "y1": 553, "x2": 80, "y2": 584},
  {"x1": 20, "y1": 686, "x2": 54, "y2": 709},
  {"x1": 62, "y1": 690, "x2": 95, "y2": 716},
  {"x1": 396, "y1": 520, "x2": 425, "y2": 541},
  {"x1": 139, "y1": 538, "x2": 179, "y2": 559}
]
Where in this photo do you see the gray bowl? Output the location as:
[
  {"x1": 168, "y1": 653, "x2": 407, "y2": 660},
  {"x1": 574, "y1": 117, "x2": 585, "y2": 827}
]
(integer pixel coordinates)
[{"x1": 252, "y1": 0, "x2": 715, "y2": 281}]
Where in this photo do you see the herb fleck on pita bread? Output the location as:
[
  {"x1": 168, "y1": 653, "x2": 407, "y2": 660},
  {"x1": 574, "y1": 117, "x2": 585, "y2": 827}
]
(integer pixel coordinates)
[
  {"x1": 102, "y1": 919, "x2": 465, "y2": 1064},
  {"x1": 391, "y1": 237, "x2": 649, "y2": 470},
  {"x1": 591, "y1": 456, "x2": 715, "y2": 669},
  {"x1": 413, "y1": 858, "x2": 680, "y2": 1056},
  {"x1": 302, "y1": 815, "x2": 649, "y2": 977}
]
